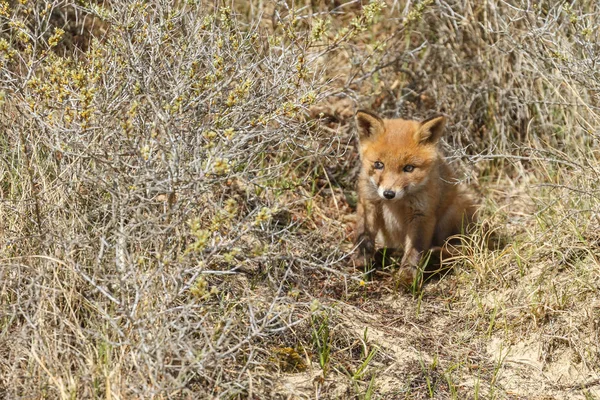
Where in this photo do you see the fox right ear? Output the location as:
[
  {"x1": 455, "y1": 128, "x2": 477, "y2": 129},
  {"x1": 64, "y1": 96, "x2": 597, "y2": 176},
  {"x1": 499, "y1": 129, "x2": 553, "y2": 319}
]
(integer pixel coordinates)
[
  {"x1": 356, "y1": 110, "x2": 384, "y2": 141},
  {"x1": 417, "y1": 115, "x2": 446, "y2": 144}
]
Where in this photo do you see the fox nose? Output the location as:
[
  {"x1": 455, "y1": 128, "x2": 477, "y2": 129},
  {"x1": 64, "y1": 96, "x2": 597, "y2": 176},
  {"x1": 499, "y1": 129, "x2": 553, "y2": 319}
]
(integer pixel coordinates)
[{"x1": 383, "y1": 190, "x2": 395, "y2": 199}]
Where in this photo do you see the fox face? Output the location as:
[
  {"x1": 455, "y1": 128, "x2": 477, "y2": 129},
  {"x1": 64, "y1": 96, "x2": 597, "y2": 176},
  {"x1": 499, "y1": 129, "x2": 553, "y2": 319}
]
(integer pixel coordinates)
[{"x1": 356, "y1": 110, "x2": 446, "y2": 201}]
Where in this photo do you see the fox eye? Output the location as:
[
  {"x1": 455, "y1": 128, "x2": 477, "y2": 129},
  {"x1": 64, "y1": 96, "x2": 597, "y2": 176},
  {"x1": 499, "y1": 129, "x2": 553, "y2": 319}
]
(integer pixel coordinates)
[
  {"x1": 374, "y1": 161, "x2": 384, "y2": 170},
  {"x1": 403, "y1": 164, "x2": 415, "y2": 173}
]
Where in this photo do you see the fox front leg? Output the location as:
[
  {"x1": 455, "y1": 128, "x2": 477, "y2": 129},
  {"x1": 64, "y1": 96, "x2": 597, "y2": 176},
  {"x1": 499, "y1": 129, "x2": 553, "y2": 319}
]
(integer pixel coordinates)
[
  {"x1": 397, "y1": 217, "x2": 436, "y2": 285},
  {"x1": 353, "y1": 201, "x2": 379, "y2": 268}
]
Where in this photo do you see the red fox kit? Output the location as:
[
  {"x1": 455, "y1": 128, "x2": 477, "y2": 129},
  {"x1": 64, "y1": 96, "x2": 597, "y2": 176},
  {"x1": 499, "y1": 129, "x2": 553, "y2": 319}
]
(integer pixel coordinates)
[{"x1": 353, "y1": 110, "x2": 477, "y2": 282}]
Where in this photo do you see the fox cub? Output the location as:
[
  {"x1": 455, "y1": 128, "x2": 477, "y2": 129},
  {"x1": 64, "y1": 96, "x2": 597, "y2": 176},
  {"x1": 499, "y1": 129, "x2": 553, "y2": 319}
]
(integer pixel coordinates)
[{"x1": 353, "y1": 110, "x2": 477, "y2": 281}]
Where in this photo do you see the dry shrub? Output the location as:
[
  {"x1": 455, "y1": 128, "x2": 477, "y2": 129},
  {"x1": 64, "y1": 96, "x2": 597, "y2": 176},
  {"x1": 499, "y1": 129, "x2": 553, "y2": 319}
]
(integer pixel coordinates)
[{"x1": 0, "y1": 1, "x2": 347, "y2": 397}]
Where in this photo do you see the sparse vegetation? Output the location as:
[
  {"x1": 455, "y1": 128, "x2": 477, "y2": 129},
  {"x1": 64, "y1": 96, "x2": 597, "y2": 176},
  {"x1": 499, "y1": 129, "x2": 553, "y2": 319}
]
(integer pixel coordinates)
[{"x1": 1, "y1": 0, "x2": 599, "y2": 398}]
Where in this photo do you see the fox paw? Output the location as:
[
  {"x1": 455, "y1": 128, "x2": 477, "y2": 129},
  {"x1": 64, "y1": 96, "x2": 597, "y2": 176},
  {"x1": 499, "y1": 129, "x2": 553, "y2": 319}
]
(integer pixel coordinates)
[
  {"x1": 351, "y1": 253, "x2": 371, "y2": 270},
  {"x1": 396, "y1": 265, "x2": 418, "y2": 288},
  {"x1": 356, "y1": 234, "x2": 375, "y2": 255}
]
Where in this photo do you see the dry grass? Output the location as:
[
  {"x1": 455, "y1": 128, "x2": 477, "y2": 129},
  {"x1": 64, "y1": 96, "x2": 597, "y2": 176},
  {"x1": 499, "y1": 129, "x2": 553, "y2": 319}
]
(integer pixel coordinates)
[{"x1": 1, "y1": 0, "x2": 599, "y2": 398}]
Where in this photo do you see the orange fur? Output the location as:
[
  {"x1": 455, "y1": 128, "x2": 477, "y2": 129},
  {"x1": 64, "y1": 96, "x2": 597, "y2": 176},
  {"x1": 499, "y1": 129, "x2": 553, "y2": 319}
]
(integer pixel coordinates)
[{"x1": 353, "y1": 110, "x2": 477, "y2": 277}]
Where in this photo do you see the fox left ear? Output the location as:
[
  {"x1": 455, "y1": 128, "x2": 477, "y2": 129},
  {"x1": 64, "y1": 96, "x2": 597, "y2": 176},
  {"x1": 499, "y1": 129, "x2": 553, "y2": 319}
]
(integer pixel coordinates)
[
  {"x1": 356, "y1": 109, "x2": 385, "y2": 141},
  {"x1": 417, "y1": 115, "x2": 446, "y2": 144}
]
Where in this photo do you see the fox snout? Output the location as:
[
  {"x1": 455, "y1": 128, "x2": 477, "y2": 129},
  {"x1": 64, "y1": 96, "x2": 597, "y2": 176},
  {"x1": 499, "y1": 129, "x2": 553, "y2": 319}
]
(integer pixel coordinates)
[
  {"x1": 376, "y1": 185, "x2": 403, "y2": 200},
  {"x1": 383, "y1": 190, "x2": 395, "y2": 199},
  {"x1": 369, "y1": 177, "x2": 402, "y2": 200}
]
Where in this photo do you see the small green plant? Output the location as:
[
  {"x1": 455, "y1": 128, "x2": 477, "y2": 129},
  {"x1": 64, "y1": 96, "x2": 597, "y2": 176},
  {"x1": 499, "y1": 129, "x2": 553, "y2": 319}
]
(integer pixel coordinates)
[
  {"x1": 353, "y1": 345, "x2": 378, "y2": 380},
  {"x1": 269, "y1": 347, "x2": 307, "y2": 373},
  {"x1": 310, "y1": 301, "x2": 332, "y2": 377},
  {"x1": 338, "y1": 328, "x2": 381, "y2": 399}
]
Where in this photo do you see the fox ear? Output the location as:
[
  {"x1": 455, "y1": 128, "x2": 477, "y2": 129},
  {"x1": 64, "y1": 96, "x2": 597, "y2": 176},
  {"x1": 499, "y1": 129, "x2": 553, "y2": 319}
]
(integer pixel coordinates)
[
  {"x1": 356, "y1": 109, "x2": 384, "y2": 141},
  {"x1": 417, "y1": 115, "x2": 446, "y2": 144}
]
